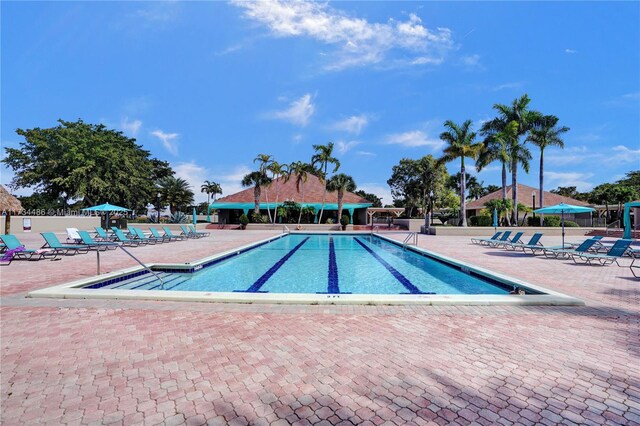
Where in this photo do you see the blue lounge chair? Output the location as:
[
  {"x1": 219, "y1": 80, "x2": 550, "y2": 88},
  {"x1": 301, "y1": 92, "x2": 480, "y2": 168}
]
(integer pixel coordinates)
[
  {"x1": 149, "y1": 227, "x2": 177, "y2": 242},
  {"x1": 542, "y1": 238, "x2": 599, "y2": 259},
  {"x1": 131, "y1": 227, "x2": 162, "y2": 244},
  {"x1": 40, "y1": 232, "x2": 90, "y2": 255},
  {"x1": 189, "y1": 225, "x2": 210, "y2": 237},
  {"x1": 471, "y1": 232, "x2": 502, "y2": 245},
  {"x1": 111, "y1": 227, "x2": 143, "y2": 246},
  {"x1": 504, "y1": 232, "x2": 544, "y2": 251},
  {"x1": 94, "y1": 227, "x2": 116, "y2": 242},
  {"x1": 162, "y1": 226, "x2": 188, "y2": 241},
  {"x1": 78, "y1": 230, "x2": 118, "y2": 250},
  {"x1": 179, "y1": 225, "x2": 204, "y2": 239},
  {"x1": 0, "y1": 235, "x2": 57, "y2": 261},
  {"x1": 571, "y1": 239, "x2": 633, "y2": 266},
  {"x1": 488, "y1": 231, "x2": 524, "y2": 248},
  {"x1": 480, "y1": 231, "x2": 511, "y2": 247}
]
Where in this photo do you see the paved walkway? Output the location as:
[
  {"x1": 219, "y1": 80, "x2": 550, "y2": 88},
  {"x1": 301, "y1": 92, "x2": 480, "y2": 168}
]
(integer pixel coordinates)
[{"x1": 1, "y1": 230, "x2": 638, "y2": 425}]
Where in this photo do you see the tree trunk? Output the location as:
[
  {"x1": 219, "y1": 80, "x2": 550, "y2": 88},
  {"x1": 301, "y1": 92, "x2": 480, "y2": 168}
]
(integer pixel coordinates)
[
  {"x1": 297, "y1": 183, "x2": 305, "y2": 225},
  {"x1": 337, "y1": 191, "x2": 344, "y2": 223},
  {"x1": 511, "y1": 159, "x2": 518, "y2": 226},
  {"x1": 501, "y1": 162, "x2": 511, "y2": 226},
  {"x1": 318, "y1": 164, "x2": 328, "y2": 223},
  {"x1": 254, "y1": 186, "x2": 260, "y2": 217},
  {"x1": 460, "y1": 158, "x2": 467, "y2": 227},
  {"x1": 264, "y1": 183, "x2": 272, "y2": 223},
  {"x1": 539, "y1": 149, "x2": 544, "y2": 226},
  {"x1": 272, "y1": 176, "x2": 280, "y2": 224}
]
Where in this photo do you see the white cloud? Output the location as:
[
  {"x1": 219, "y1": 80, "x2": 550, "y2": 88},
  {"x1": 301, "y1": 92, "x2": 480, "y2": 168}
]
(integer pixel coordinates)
[
  {"x1": 410, "y1": 56, "x2": 443, "y2": 65},
  {"x1": 120, "y1": 117, "x2": 142, "y2": 137},
  {"x1": 491, "y1": 82, "x2": 523, "y2": 91},
  {"x1": 233, "y1": 1, "x2": 453, "y2": 70},
  {"x1": 461, "y1": 54, "x2": 481, "y2": 67},
  {"x1": 358, "y1": 183, "x2": 392, "y2": 206},
  {"x1": 134, "y1": 2, "x2": 181, "y2": 24},
  {"x1": 336, "y1": 140, "x2": 361, "y2": 155},
  {"x1": 622, "y1": 92, "x2": 640, "y2": 100},
  {"x1": 215, "y1": 44, "x2": 243, "y2": 56},
  {"x1": 331, "y1": 114, "x2": 369, "y2": 135},
  {"x1": 151, "y1": 130, "x2": 179, "y2": 155},
  {"x1": 172, "y1": 162, "x2": 207, "y2": 203},
  {"x1": 545, "y1": 171, "x2": 594, "y2": 192},
  {"x1": 385, "y1": 130, "x2": 444, "y2": 150},
  {"x1": 215, "y1": 165, "x2": 253, "y2": 199},
  {"x1": 565, "y1": 48, "x2": 577, "y2": 54},
  {"x1": 608, "y1": 145, "x2": 640, "y2": 165},
  {"x1": 356, "y1": 151, "x2": 376, "y2": 157},
  {"x1": 292, "y1": 134, "x2": 303, "y2": 144},
  {"x1": 270, "y1": 94, "x2": 315, "y2": 126}
]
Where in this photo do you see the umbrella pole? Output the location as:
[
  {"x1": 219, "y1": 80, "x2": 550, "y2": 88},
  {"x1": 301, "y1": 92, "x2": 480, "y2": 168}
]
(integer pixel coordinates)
[{"x1": 562, "y1": 211, "x2": 565, "y2": 247}]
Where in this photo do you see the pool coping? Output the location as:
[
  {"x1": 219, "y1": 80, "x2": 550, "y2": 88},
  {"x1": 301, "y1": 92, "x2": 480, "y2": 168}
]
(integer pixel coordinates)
[{"x1": 27, "y1": 232, "x2": 585, "y2": 306}]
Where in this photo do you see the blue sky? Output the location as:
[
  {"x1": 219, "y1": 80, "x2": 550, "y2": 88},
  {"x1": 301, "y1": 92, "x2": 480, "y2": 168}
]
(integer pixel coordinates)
[{"x1": 2, "y1": 1, "x2": 639, "y2": 204}]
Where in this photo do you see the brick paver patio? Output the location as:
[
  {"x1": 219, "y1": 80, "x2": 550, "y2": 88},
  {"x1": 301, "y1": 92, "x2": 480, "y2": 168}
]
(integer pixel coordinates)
[{"x1": 1, "y1": 230, "x2": 638, "y2": 425}]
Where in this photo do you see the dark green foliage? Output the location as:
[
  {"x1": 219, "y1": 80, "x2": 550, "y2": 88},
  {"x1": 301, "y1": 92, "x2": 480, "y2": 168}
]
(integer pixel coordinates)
[
  {"x1": 239, "y1": 214, "x2": 249, "y2": 227},
  {"x1": 158, "y1": 176, "x2": 194, "y2": 214},
  {"x1": 543, "y1": 215, "x2": 562, "y2": 227},
  {"x1": 340, "y1": 215, "x2": 350, "y2": 226},
  {"x1": 3, "y1": 119, "x2": 167, "y2": 211},
  {"x1": 469, "y1": 215, "x2": 492, "y2": 226},
  {"x1": 354, "y1": 190, "x2": 382, "y2": 207},
  {"x1": 564, "y1": 221, "x2": 579, "y2": 227}
]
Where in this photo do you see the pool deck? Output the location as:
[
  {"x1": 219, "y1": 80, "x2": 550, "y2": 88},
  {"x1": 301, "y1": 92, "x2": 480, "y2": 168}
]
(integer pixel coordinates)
[{"x1": 1, "y1": 230, "x2": 638, "y2": 425}]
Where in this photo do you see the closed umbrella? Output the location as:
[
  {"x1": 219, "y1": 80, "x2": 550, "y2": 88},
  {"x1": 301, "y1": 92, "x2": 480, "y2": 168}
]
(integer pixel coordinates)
[
  {"x1": 533, "y1": 203, "x2": 595, "y2": 247},
  {"x1": 82, "y1": 203, "x2": 131, "y2": 229},
  {"x1": 192, "y1": 207, "x2": 197, "y2": 225},
  {"x1": 492, "y1": 208, "x2": 498, "y2": 232}
]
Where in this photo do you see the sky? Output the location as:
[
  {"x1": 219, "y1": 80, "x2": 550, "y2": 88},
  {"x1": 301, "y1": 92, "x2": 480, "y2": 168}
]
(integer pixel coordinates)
[{"x1": 2, "y1": 1, "x2": 639, "y2": 205}]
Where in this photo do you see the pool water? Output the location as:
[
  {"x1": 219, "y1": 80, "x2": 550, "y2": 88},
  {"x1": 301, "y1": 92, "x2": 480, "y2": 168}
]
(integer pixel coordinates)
[{"x1": 88, "y1": 234, "x2": 509, "y2": 295}]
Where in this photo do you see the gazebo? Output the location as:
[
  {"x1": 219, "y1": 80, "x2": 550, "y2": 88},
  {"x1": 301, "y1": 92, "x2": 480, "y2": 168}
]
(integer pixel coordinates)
[
  {"x1": 623, "y1": 200, "x2": 640, "y2": 239},
  {"x1": 0, "y1": 185, "x2": 23, "y2": 234}
]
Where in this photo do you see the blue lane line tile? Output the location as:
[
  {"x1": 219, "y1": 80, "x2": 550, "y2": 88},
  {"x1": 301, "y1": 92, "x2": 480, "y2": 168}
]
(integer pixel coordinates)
[
  {"x1": 353, "y1": 237, "x2": 429, "y2": 295},
  {"x1": 241, "y1": 237, "x2": 310, "y2": 293},
  {"x1": 327, "y1": 237, "x2": 340, "y2": 294}
]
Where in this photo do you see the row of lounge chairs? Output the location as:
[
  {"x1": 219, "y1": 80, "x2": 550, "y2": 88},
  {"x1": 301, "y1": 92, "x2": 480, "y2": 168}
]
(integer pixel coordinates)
[
  {"x1": 471, "y1": 230, "x2": 638, "y2": 270},
  {"x1": 0, "y1": 225, "x2": 210, "y2": 265}
]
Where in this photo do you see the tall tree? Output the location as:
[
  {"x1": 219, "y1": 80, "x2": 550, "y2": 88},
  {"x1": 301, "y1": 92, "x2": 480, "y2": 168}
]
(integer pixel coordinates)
[
  {"x1": 159, "y1": 176, "x2": 195, "y2": 214},
  {"x1": 327, "y1": 173, "x2": 357, "y2": 223},
  {"x1": 2, "y1": 119, "x2": 167, "y2": 211},
  {"x1": 526, "y1": 115, "x2": 570, "y2": 225},
  {"x1": 289, "y1": 161, "x2": 316, "y2": 225},
  {"x1": 254, "y1": 154, "x2": 274, "y2": 223},
  {"x1": 353, "y1": 190, "x2": 383, "y2": 208},
  {"x1": 241, "y1": 171, "x2": 271, "y2": 218},
  {"x1": 311, "y1": 142, "x2": 340, "y2": 223},
  {"x1": 200, "y1": 180, "x2": 222, "y2": 205},
  {"x1": 267, "y1": 161, "x2": 289, "y2": 224},
  {"x1": 439, "y1": 120, "x2": 483, "y2": 227},
  {"x1": 481, "y1": 94, "x2": 541, "y2": 225}
]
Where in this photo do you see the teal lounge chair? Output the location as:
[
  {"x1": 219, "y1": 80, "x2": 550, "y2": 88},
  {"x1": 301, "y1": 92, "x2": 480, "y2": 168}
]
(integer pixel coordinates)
[
  {"x1": 542, "y1": 238, "x2": 599, "y2": 259},
  {"x1": 0, "y1": 235, "x2": 57, "y2": 261},
  {"x1": 111, "y1": 227, "x2": 143, "y2": 246},
  {"x1": 488, "y1": 231, "x2": 524, "y2": 248},
  {"x1": 504, "y1": 233, "x2": 544, "y2": 251},
  {"x1": 566, "y1": 235, "x2": 604, "y2": 250},
  {"x1": 40, "y1": 232, "x2": 90, "y2": 255},
  {"x1": 162, "y1": 227, "x2": 188, "y2": 241},
  {"x1": 571, "y1": 239, "x2": 633, "y2": 266},
  {"x1": 78, "y1": 230, "x2": 118, "y2": 250},
  {"x1": 189, "y1": 225, "x2": 210, "y2": 238},
  {"x1": 149, "y1": 227, "x2": 177, "y2": 242},
  {"x1": 94, "y1": 227, "x2": 116, "y2": 242},
  {"x1": 180, "y1": 225, "x2": 204, "y2": 239},
  {"x1": 471, "y1": 232, "x2": 502, "y2": 245},
  {"x1": 131, "y1": 227, "x2": 162, "y2": 244},
  {"x1": 480, "y1": 231, "x2": 511, "y2": 247}
]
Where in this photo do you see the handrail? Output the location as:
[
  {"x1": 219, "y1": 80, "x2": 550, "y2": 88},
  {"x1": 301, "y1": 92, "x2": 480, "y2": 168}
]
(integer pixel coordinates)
[
  {"x1": 283, "y1": 225, "x2": 290, "y2": 234},
  {"x1": 402, "y1": 232, "x2": 418, "y2": 249},
  {"x1": 606, "y1": 220, "x2": 621, "y2": 236},
  {"x1": 371, "y1": 225, "x2": 380, "y2": 234},
  {"x1": 118, "y1": 245, "x2": 165, "y2": 289}
]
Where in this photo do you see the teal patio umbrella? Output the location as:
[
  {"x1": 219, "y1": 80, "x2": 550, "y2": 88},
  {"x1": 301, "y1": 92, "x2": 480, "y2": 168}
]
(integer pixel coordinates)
[
  {"x1": 82, "y1": 203, "x2": 131, "y2": 229},
  {"x1": 192, "y1": 207, "x2": 197, "y2": 225},
  {"x1": 533, "y1": 203, "x2": 595, "y2": 247},
  {"x1": 492, "y1": 208, "x2": 498, "y2": 232}
]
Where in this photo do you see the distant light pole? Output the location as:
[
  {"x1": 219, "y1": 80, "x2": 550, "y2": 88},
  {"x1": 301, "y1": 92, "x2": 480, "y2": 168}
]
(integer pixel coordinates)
[
  {"x1": 532, "y1": 191, "x2": 537, "y2": 222},
  {"x1": 157, "y1": 192, "x2": 162, "y2": 224}
]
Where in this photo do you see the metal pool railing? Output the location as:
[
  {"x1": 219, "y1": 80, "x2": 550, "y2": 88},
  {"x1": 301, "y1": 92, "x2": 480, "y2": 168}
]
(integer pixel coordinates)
[{"x1": 95, "y1": 245, "x2": 165, "y2": 288}]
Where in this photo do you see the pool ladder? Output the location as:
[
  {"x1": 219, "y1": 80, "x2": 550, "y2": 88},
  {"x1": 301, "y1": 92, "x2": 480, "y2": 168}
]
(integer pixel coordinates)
[
  {"x1": 283, "y1": 225, "x2": 290, "y2": 234},
  {"x1": 371, "y1": 225, "x2": 380, "y2": 234},
  {"x1": 402, "y1": 232, "x2": 418, "y2": 250}
]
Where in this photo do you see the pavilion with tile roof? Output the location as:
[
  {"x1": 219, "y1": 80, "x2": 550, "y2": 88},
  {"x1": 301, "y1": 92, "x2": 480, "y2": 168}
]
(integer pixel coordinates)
[{"x1": 211, "y1": 175, "x2": 372, "y2": 224}]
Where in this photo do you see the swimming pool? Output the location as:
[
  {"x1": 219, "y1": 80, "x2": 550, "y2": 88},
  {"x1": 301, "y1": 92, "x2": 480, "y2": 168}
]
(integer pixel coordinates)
[{"x1": 28, "y1": 233, "x2": 584, "y2": 305}]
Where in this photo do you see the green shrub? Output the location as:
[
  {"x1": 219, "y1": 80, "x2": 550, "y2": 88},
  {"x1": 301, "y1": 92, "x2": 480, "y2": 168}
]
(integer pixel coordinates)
[
  {"x1": 564, "y1": 220, "x2": 579, "y2": 227},
  {"x1": 239, "y1": 214, "x2": 249, "y2": 228},
  {"x1": 469, "y1": 215, "x2": 492, "y2": 226},
  {"x1": 340, "y1": 215, "x2": 350, "y2": 226},
  {"x1": 326, "y1": 218, "x2": 334, "y2": 224},
  {"x1": 543, "y1": 215, "x2": 562, "y2": 227}
]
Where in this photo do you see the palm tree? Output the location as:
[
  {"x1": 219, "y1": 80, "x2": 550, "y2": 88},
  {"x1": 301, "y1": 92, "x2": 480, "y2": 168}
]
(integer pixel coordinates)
[
  {"x1": 159, "y1": 176, "x2": 195, "y2": 214},
  {"x1": 254, "y1": 154, "x2": 274, "y2": 223},
  {"x1": 327, "y1": 173, "x2": 357, "y2": 223},
  {"x1": 241, "y1": 171, "x2": 271, "y2": 219},
  {"x1": 289, "y1": 161, "x2": 316, "y2": 225},
  {"x1": 311, "y1": 142, "x2": 340, "y2": 223},
  {"x1": 481, "y1": 94, "x2": 541, "y2": 225},
  {"x1": 267, "y1": 161, "x2": 289, "y2": 224},
  {"x1": 439, "y1": 119, "x2": 483, "y2": 227},
  {"x1": 200, "y1": 180, "x2": 222, "y2": 205},
  {"x1": 526, "y1": 115, "x2": 569, "y2": 225}
]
